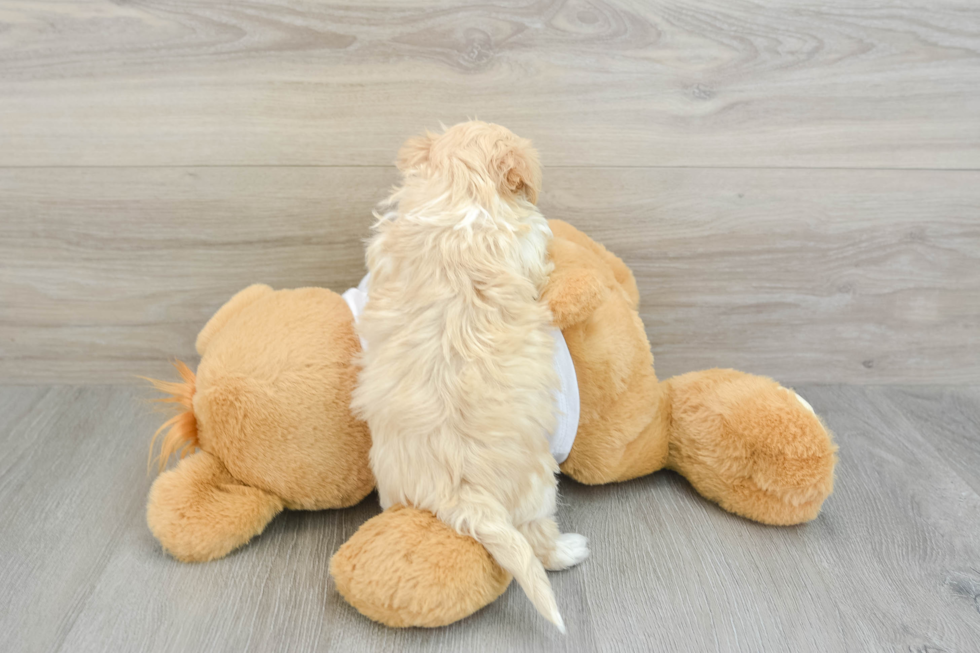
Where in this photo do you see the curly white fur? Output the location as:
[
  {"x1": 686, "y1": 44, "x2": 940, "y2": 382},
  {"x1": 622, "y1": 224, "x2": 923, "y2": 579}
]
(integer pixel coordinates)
[{"x1": 351, "y1": 122, "x2": 588, "y2": 632}]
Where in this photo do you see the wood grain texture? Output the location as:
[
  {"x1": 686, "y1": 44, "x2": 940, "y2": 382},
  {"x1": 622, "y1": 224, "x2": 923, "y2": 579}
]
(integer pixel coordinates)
[
  {"x1": 3, "y1": 167, "x2": 978, "y2": 384},
  {"x1": 1, "y1": 0, "x2": 978, "y2": 168},
  {"x1": 551, "y1": 167, "x2": 980, "y2": 384},
  {"x1": 1, "y1": 384, "x2": 979, "y2": 652},
  {"x1": 0, "y1": 166, "x2": 394, "y2": 383},
  {"x1": 870, "y1": 386, "x2": 980, "y2": 496}
]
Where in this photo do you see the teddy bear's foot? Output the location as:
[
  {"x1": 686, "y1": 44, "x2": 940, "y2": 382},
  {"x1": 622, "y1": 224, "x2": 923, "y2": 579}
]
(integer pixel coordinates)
[
  {"x1": 665, "y1": 369, "x2": 838, "y2": 526},
  {"x1": 330, "y1": 505, "x2": 511, "y2": 627},
  {"x1": 147, "y1": 450, "x2": 284, "y2": 562}
]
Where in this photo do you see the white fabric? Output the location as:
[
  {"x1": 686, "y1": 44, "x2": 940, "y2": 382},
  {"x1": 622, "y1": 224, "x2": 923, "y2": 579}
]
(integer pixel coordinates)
[
  {"x1": 793, "y1": 391, "x2": 815, "y2": 414},
  {"x1": 341, "y1": 274, "x2": 371, "y2": 350},
  {"x1": 547, "y1": 326, "x2": 580, "y2": 463},
  {"x1": 342, "y1": 274, "x2": 580, "y2": 463}
]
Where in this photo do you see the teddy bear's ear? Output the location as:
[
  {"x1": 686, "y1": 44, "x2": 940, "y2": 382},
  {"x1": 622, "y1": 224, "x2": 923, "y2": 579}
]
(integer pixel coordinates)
[
  {"x1": 396, "y1": 131, "x2": 435, "y2": 172},
  {"x1": 495, "y1": 138, "x2": 541, "y2": 204}
]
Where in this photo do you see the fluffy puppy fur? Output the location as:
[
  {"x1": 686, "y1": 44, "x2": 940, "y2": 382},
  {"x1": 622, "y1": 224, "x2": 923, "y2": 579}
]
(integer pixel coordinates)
[{"x1": 352, "y1": 121, "x2": 588, "y2": 632}]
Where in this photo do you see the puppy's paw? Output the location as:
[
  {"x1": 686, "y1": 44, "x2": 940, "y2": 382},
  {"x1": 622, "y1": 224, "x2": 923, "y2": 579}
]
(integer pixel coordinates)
[{"x1": 546, "y1": 533, "x2": 590, "y2": 570}]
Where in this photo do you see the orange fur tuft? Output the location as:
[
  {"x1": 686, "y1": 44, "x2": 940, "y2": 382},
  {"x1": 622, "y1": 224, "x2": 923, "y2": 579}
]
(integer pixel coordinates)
[{"x1": 143, "y1": 361, "x2": 199, "y2": 473}]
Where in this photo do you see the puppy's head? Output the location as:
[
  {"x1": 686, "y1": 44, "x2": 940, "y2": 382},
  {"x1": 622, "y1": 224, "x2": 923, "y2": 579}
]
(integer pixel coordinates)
[{"x1": 396, "y1": 121, "x2": 541, "y2": 206}]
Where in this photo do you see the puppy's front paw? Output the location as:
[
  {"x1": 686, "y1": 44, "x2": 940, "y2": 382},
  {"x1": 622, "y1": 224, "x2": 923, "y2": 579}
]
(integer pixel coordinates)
[{"x1": 546, "y1": 533, "x2": 590, "y2": 570}]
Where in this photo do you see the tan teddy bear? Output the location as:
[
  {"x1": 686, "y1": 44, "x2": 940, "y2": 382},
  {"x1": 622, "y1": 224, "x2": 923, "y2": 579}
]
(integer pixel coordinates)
[{"x1": 146, "y1": 220, "x2": 837, "y2": 627}]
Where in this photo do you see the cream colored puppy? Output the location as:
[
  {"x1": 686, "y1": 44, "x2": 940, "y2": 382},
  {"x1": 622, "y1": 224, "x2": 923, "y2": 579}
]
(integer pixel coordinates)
[{"x1": 352, "y1": 121, "x2": 588, "y2": 632}]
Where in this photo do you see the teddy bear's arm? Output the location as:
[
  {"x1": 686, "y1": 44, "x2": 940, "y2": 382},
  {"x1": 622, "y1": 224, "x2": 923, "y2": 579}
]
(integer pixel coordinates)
[
  {"x1": 544, "y1": 238, "x2": 609, "y2": 330},
  {"x1": 548, "y1": 219, "x2": 639, "y2": 308}
]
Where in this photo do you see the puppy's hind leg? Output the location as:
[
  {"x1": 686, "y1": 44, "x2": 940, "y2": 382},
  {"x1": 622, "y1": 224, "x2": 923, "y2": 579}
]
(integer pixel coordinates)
[
  {"x1": 443, "y1": 492, "x2": 566, "y2": 632},
  {"x1": 519, "y1": 518, "x2": 590, "y2": 571}
]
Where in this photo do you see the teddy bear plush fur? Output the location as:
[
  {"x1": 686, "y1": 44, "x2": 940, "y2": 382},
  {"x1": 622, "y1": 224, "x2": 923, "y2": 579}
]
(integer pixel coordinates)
[
  {"x1": 145, "y1": 285, "x2": 375, "y2": 562},
  {"x1": 146, "y1": 220, "x2": 837, "y2": 626}
]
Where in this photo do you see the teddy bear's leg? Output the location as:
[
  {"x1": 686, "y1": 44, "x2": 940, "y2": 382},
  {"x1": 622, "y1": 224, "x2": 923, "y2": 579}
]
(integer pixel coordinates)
[
  {"x1": 663, "y1": 369, "x2": 838, "y2": 525},
  {"x1": 330, "y1": 505, "x2": 511, "y2": 627},
  {"x1": 195, "y1": 283, "x2": 274, "y2": 356},
  {"x1": 147, "y1": 450, "x2": 284, "y2": 562}
]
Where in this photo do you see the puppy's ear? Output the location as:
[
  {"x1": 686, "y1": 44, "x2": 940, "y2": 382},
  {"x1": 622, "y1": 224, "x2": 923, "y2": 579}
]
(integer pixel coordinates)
[
  {"x1": 396, "y1": 131, "x2": 435, "y2": 172},
  {"x1": 496, "y1": 139, "x2": 542, "y2": 204}
]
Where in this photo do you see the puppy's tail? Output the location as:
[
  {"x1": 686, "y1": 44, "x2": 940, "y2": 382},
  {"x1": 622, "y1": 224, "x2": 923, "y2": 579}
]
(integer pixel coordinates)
[{"x1": 451, "y1": 499, "x2": 565, "y2": 633}]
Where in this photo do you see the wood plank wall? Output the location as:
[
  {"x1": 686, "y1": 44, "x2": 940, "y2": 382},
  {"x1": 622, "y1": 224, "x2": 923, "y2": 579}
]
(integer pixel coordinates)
[{"x1": 2, "y1": 1, "x2": 979, "y2": 384}]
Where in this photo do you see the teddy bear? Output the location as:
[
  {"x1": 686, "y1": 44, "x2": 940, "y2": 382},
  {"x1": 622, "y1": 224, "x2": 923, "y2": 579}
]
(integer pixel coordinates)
[{"x1": 145, "y1": 219, "x2": 838, "y2": 627}]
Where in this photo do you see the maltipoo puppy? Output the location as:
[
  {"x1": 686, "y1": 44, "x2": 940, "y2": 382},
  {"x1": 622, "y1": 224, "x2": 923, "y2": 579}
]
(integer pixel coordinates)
[{"x1": 351, "y1": 121, "x2": 589, "y2": 631}]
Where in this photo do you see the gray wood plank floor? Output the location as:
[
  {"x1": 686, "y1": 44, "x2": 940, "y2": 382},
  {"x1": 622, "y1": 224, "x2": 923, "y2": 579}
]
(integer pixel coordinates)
[{"x1": 1, "y1": 384, "x2": 978, "y2": 652}]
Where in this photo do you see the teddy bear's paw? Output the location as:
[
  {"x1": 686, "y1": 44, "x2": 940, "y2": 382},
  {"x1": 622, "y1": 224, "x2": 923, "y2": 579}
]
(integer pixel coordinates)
[
  {"x1": 330, "y1": 505, "x2": 512, "y2": 627},
  {"x1": 738, "y1": 390, "x2": 838, "y2": 517},
  {"x1": 748, "y1": 446, "x2": 836, "y2": 509},
  {"x1": 146, "y1": 451, "x2": 285, "y2": 562},
  {"x1": 667, "y1": 370, "x2": 839, "y2": 526},
  {"x1": 546, "y1": 533, "x2": 590, "y2": 571}
]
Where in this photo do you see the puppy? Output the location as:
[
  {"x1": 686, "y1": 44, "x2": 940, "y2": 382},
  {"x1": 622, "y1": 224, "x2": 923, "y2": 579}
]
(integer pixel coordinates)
[{"x1": 352, "y1": 121, "x2": 588, "y2": 631}]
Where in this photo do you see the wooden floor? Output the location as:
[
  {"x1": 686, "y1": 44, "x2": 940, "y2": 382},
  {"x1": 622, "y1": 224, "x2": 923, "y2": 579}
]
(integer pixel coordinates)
[{"x1": 0, "y1": 384, "x2": 978, "y2": 652}]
